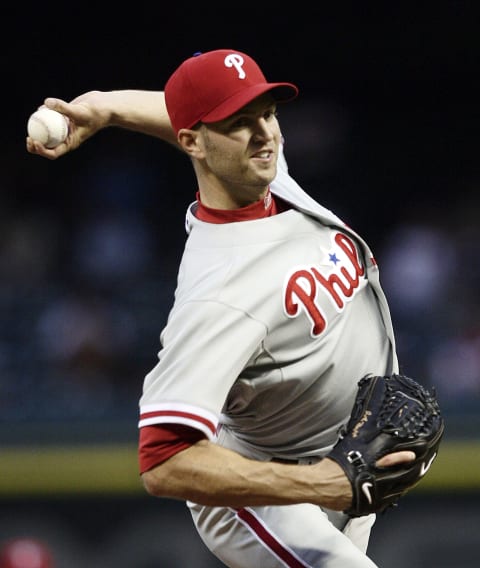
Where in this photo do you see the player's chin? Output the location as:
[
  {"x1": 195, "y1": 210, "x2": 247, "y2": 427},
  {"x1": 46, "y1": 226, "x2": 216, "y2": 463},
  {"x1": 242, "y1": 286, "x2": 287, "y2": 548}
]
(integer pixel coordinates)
[{"x1": 251, "y1": 164, "x2": 276, "y2": 186}]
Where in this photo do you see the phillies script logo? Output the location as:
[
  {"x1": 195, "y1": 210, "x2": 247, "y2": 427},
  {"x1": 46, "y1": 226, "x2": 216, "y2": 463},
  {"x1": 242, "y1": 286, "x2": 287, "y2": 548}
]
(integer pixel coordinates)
[{"x1": 284, "y1": 232, "x2": 365, "y2": 337}]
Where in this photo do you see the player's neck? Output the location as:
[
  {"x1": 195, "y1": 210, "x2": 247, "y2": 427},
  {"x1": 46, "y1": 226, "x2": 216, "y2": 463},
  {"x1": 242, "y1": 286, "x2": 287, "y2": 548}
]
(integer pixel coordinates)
[{"x1": 198, "y1": 183, "x2": 269, "y2": 210}]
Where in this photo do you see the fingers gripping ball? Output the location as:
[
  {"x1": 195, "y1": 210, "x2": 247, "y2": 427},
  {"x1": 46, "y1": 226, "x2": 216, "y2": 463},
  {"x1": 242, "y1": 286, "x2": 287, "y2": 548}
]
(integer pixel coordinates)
[
  {"x1": 27, "y1": 107, "x2": 69, "y2": 148},
  {"x1": 328, "y1": 373, "x2": 445, "y2": 517}
]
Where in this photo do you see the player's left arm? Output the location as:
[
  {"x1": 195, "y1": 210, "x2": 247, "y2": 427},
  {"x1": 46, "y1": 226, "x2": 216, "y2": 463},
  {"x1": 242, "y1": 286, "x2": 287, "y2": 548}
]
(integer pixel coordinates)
[{"x1": 141, "y1": 437, "x2": 414, "y2": 511}]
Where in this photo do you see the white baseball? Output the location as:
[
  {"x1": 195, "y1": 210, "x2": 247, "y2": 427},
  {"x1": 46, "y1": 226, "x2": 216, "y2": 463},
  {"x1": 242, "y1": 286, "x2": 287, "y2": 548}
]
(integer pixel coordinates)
[{"x1": 27, "y1": 107, "x2": 69, "y2": 148}]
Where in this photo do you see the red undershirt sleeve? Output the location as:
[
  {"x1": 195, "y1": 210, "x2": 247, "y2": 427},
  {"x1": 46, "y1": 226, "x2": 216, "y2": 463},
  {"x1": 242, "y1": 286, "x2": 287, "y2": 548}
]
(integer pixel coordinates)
[{"x1": 138, "y1": 424, "x2": 207, "y2": 474}]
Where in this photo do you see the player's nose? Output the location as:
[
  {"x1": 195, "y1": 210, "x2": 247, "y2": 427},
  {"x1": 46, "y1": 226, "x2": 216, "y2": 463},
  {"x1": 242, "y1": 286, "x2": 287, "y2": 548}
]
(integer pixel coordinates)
[{"x1": 252, "y1": 117, "x2": 275, "y2": 141}]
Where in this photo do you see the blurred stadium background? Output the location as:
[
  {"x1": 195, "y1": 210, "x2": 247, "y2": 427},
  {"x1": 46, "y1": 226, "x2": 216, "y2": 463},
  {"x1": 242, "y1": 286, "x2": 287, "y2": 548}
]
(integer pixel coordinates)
[{"x1": 2, "y1": 3, "x2": 479, "y2": 567}]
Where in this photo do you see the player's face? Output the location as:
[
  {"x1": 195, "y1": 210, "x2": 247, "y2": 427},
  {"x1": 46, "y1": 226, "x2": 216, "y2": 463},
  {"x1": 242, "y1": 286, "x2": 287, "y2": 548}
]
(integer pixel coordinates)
[{"x1": 198, "y1": 94, "x2": 282, "y2": 205}]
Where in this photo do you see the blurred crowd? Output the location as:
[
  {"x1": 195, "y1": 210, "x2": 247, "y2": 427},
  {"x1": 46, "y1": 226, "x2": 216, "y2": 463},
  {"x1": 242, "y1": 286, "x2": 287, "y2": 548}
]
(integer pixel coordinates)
[
  {"x1": 378, "y1": 192, "x2": 480, "y2": 416},
  {"x1": 0, "y1": 143, "x2": 181, "y2": 428}
]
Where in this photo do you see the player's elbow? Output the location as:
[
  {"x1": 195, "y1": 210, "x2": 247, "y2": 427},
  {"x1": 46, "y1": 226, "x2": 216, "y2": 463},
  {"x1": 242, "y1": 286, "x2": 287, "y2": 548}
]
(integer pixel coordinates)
[{"x1": 141, "y1": 466, "x2": 170, "y2": 498}]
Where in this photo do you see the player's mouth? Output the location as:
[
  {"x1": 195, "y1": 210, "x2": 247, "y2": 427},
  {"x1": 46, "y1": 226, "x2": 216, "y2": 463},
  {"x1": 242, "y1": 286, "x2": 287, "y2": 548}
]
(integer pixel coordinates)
[{"x1": 251, "y1": 149, "x2": 274, "y2": 161}]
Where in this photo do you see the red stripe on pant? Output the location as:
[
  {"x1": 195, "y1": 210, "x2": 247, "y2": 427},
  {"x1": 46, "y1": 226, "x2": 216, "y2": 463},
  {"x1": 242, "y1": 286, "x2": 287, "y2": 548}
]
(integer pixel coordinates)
[{"x1": 235, "y1": 507, "x2": 311, "y2": 568}]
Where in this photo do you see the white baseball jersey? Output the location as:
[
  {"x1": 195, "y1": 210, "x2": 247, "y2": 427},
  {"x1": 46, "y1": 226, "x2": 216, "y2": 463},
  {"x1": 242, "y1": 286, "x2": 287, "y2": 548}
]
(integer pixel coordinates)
[{"x1": 139, "y1": 147, "x2": 398, "y2": 567}]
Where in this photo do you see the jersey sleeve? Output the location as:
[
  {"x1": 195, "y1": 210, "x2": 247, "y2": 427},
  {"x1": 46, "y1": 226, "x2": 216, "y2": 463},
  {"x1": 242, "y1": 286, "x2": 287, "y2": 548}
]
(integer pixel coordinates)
[{"x1": 139, "y1": 299, "x2": 267, "y2": 435}]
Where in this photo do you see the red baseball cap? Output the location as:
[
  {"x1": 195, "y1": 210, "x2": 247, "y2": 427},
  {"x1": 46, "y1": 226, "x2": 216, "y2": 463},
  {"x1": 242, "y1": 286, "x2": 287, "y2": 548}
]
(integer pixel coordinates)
[{"x1": 165, "y1": 49, "x2": 299, "y2": 133}]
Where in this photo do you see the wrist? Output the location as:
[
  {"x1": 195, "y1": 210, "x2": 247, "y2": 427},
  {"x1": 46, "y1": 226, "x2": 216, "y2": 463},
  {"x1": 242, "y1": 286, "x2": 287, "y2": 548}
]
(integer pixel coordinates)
[{"x1": 312, "y1": 457, "x2": 352, "y2": 511}]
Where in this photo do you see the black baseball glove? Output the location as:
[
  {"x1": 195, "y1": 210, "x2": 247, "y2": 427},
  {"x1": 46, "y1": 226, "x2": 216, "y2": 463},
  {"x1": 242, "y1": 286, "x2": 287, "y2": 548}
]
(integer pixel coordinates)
[{"x1": 327, "y1": 373, "x2": 444, "y2": 517}]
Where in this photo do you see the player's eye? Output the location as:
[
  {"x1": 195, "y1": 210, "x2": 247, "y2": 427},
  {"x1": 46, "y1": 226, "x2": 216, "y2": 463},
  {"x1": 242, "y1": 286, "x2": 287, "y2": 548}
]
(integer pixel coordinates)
[{"x1": 231, "y1": 117, "x2": 249, "y2": 128}]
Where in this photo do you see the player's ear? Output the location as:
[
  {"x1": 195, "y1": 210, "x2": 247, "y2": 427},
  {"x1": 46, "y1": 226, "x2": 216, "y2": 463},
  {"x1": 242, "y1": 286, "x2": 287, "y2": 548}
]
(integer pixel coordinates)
[{"x1": 178, "y1": 128, "x2": 204, "y2": 159}]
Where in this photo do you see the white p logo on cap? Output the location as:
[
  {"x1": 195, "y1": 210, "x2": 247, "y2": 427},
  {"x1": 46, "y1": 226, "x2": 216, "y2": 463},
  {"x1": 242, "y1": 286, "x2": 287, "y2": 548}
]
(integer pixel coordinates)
[{"x1": 224, "y1": 54, "x2": 246, "y2": 79}]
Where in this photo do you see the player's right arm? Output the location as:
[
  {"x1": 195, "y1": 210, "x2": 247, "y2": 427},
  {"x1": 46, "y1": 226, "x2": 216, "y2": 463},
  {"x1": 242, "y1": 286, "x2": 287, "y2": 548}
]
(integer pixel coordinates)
[{"x1": 26, "y1": 90, "x2": 178, "y2": 160}]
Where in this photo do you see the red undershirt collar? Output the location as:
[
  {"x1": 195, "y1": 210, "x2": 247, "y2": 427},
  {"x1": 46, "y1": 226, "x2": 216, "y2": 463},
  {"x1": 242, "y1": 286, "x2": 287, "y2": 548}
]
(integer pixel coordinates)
[{"x1": 194, "y1": 189, "x2": 290, "y2": 223}]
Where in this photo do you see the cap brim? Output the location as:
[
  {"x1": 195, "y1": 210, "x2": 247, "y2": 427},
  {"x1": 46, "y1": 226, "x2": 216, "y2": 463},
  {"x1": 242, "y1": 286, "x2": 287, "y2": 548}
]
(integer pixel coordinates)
[{"x1": 201, "y1": 82, "x2": 298, "y2": 125}]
